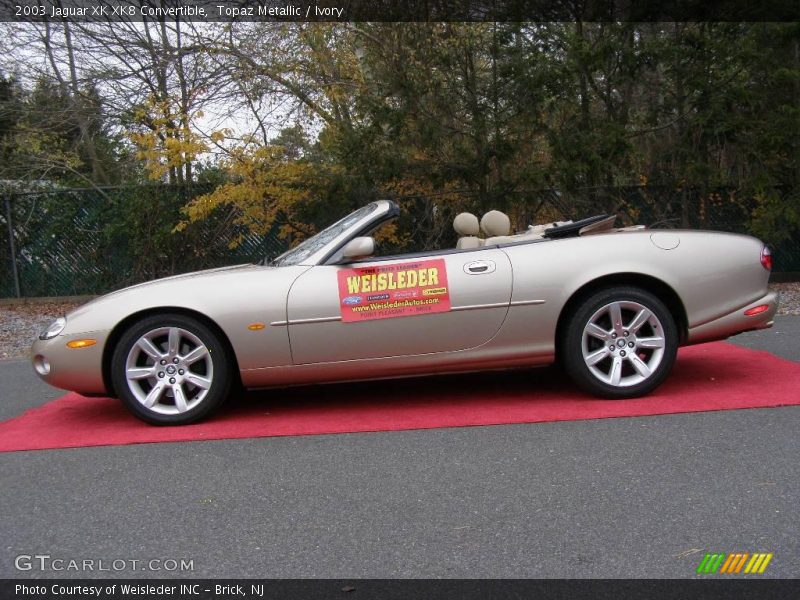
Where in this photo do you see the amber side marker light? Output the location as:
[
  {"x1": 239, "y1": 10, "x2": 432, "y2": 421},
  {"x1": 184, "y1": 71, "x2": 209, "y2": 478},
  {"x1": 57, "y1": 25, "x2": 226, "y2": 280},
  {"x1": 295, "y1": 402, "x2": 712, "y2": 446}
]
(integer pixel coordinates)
[
  {"x1": 247, "y1": 323, "x2": 266, "y2": 331},
  {"x1": 66, "y1": 339, "x2": 97, "y2": 349},
  {"x1": 744, "y1": 305, "x2": 770, "y2": 317}
]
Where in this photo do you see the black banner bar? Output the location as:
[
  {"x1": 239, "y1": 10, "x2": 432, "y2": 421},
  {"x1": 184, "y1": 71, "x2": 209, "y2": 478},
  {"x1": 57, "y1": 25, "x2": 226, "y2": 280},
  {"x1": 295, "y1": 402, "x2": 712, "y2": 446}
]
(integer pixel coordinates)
[
  {"x1": 1, "y1": 0, "x2": 800, "y2": 22},
  {"x1": 3, "y1": 579, "x2": 800, "y2": 600}
]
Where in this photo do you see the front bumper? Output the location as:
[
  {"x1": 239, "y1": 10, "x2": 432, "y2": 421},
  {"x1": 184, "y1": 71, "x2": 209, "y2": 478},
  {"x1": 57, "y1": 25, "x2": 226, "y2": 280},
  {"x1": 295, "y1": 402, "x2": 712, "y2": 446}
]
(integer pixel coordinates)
[
  {"x1": 31, "y1": 330, "x2": 110, "y2": 396},
  {"x1": 686, "y1": 291, "x2": 779, "y2": 345}
]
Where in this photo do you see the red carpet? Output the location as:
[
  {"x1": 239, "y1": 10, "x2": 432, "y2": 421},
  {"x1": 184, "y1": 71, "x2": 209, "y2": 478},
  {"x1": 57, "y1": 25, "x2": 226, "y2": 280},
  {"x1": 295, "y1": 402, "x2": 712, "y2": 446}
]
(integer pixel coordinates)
[{"x1": 1, "y1": 342, "x2": 799, "y2": 452}]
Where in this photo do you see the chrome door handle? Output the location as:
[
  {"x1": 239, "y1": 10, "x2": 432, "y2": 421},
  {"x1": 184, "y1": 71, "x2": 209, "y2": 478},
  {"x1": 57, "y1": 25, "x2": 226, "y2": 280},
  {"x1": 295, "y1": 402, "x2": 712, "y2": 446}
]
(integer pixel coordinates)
[{"x1": 464, "y1": 260, "x2": 496, "y2": 274}]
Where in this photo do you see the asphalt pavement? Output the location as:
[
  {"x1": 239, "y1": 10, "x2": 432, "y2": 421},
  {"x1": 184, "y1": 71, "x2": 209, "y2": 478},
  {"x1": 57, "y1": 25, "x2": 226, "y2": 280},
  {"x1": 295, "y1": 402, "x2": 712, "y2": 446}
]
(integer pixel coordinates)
[
  {"x1": 0, "y1": 359, "x2": 64, "y2": 422},
  {"x1": 1, "y1": 317, "x2": 798, "y2": 579}
]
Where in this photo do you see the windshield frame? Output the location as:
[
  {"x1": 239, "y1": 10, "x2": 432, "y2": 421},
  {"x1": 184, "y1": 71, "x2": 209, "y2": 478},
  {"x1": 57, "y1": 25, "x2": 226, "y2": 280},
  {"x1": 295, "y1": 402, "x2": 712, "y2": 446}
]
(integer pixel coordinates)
[{"x1": 270, "y1": 201, "x2": 397, "y2": 267}]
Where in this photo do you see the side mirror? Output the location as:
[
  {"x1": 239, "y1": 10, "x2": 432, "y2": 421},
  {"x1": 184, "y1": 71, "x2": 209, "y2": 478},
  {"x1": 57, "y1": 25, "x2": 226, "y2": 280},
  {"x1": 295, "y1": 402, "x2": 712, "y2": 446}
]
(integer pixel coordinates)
[{"x1": 341, "y1": 236, "x2": 375, "y2": 260}]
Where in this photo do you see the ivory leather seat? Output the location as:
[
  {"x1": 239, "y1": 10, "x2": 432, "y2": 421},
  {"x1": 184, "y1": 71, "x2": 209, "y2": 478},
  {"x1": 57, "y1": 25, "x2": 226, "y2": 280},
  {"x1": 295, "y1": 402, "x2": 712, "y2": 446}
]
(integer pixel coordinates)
[
  {"x1": 481, "y1": 210, "x2": 515, "y2": 245},
  {"x1": 454, "y1": 212, "x2": 484, "y2": 249}
]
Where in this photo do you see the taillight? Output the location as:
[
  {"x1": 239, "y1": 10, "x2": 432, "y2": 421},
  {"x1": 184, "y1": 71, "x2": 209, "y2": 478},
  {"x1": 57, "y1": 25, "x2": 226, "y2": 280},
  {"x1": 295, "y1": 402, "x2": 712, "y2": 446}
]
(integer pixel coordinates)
[
  {"x1": 744, "y1": 304, "x2": 770, "y2": 316},
  {"x1": 760, "y1": 246, "x2": 772, "y2": 271}
]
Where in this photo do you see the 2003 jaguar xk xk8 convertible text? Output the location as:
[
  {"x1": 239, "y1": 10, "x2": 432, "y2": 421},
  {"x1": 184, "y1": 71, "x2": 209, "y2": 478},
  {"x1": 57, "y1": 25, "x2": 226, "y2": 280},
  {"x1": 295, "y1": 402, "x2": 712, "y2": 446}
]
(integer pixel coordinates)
[{"x1": 32, "y1": 201, "x2": 778, "y2": 424}]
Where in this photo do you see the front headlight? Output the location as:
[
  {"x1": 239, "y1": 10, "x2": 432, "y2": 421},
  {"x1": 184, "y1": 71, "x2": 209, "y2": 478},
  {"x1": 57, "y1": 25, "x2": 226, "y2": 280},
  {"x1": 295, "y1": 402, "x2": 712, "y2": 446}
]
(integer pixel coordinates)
[{"x1": 39, "y1": 317, "x2": 66, "y2": 340}]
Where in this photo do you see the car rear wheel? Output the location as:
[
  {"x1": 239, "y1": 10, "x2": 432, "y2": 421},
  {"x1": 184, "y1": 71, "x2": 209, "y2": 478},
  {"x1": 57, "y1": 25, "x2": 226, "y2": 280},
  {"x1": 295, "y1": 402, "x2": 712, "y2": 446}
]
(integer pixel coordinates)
[
  {"x1": 561, "y1": 287, "x2": 678, "y2": 398},
  {"x1": 111, "y1": 314, "x2": 231, "y2": 425}
]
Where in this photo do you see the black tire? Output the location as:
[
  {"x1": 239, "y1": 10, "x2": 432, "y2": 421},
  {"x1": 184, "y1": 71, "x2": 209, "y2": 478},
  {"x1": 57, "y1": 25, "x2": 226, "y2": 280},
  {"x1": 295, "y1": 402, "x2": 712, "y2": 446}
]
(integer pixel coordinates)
[
  {"x1": 560, "y1": 286, "x2": 678, "y2": 399},
  {"x1": 111, "y1": 313, "x2": 232, "y2": 425}
]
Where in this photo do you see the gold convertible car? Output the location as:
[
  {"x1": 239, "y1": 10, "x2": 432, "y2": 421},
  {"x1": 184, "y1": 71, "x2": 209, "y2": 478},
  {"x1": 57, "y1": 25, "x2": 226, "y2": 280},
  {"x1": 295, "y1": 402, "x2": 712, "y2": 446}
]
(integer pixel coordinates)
[{"x1": 32, "y1": 201, "x2": 778, "y2": 424}]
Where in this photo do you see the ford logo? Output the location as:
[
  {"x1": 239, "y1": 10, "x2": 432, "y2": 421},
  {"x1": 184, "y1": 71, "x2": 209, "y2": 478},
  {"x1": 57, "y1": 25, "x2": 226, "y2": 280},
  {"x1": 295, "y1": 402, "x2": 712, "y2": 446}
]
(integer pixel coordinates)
[{"x1": 342, "y1": 295, "x2": 363, "y2": 305}]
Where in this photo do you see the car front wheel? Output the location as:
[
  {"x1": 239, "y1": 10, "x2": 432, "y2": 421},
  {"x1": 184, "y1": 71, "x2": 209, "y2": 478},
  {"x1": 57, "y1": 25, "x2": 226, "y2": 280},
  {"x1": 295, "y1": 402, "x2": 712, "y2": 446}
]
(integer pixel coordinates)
[
  {"x1": 111, "y1": 314, "x2": 232, "y2": 425},
  {"x1": 561, "y1": 287, "x2": 678, "y2": 398}
]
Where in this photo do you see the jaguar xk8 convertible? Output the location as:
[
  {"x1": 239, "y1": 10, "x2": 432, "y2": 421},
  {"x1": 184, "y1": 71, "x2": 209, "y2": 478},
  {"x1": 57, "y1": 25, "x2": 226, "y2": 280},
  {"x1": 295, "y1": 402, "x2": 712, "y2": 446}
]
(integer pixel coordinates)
[{"x1": 32, "y1": 200, "x2": 778, "y2": 424}]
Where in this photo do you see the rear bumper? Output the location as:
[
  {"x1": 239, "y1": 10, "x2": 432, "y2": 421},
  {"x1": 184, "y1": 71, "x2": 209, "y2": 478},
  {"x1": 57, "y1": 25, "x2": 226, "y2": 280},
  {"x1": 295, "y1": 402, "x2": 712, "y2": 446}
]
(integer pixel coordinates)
[{"x1": 686, "y1": 291, "x2": 778, "y2": 345}]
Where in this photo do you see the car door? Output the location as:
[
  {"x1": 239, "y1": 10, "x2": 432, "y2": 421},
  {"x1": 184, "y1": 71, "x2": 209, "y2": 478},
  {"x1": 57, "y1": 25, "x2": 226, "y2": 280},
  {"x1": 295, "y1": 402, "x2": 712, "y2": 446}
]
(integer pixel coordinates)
[{"x1": 286, "y1": 248, "x2": 513, "y2": 364}]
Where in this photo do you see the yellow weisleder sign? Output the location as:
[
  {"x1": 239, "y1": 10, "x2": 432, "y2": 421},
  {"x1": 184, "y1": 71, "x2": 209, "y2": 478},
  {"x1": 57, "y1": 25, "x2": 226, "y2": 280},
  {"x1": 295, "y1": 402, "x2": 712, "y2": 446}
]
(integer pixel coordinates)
[
  {"x1": 337, "y1": 259, "x2": 451, "y2": 322},
  {"x1": 346, "y1": 267, "x2": 440, "y2": 294}
]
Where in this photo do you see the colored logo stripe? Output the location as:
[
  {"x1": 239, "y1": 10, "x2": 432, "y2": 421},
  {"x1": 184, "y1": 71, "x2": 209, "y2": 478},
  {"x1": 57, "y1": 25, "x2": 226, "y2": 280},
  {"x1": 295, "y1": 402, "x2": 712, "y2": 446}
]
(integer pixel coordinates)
[
  {"x1": 697, "y1": 554, "x2": 725, "y2": 574},
  {"x1": 697, "y1": 552, "x2": 773, "y2": 574},
  {"x1": 719, "y1": 553, "x2": 748, "y2": 573},
  {"x1": 744, "y1": 553, "x2": 773, "y2": 574}
]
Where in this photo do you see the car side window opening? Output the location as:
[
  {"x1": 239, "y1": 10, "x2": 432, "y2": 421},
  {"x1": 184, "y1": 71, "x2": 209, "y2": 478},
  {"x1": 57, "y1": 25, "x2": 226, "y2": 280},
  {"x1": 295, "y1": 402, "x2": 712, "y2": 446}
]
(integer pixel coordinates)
[
  {"x1": 339, "y1": 218, "x2": 504, "y2": 265},
  {"x1": 346, "y1": 217, "x2": 449, "y2": 262},
  {"x1": 298, "y1": 202, "x2": 567, "y2": 268},
  {"x1": 353, "y1": 214, "x2": 555, "y2": 266}
]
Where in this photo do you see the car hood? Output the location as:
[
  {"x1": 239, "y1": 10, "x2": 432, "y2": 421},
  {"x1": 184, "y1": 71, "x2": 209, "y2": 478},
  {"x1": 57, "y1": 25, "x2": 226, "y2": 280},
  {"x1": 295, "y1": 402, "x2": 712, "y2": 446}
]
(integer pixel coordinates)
[
  {"x1": 67, "y1": 263, "x2": 269, "y2": 318},
  {"x1": 105, "y1": 264, "x2": 263, "y2": 295}
]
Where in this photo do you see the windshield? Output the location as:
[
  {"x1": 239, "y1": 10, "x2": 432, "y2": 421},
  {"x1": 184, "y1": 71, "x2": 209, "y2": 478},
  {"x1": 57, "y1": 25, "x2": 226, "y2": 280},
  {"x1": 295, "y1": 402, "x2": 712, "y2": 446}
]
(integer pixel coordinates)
[{"x1": 270, "y1": 203, "x2": 379, "y2": 267}]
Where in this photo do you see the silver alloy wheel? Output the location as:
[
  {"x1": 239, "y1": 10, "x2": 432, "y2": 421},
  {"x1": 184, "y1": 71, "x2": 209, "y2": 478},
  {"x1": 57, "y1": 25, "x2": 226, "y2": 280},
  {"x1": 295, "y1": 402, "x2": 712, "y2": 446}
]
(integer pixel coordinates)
[
  {"x1": 124, "y1": 326, "x2": 214, "y2": 415},
  {"x1": 581, "y1": 300, "x2": 666, "y2": 388}
]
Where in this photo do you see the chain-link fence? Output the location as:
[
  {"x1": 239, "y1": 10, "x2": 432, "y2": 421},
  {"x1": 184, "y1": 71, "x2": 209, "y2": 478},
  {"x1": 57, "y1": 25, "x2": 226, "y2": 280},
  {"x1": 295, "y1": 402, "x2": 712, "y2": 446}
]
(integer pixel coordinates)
[
  {"x1": 0, "y1": 184, "x2": 288, "y2": 298},
  {"x1": 1, "y1": 184, "x2": 798, "y2": 298}
]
